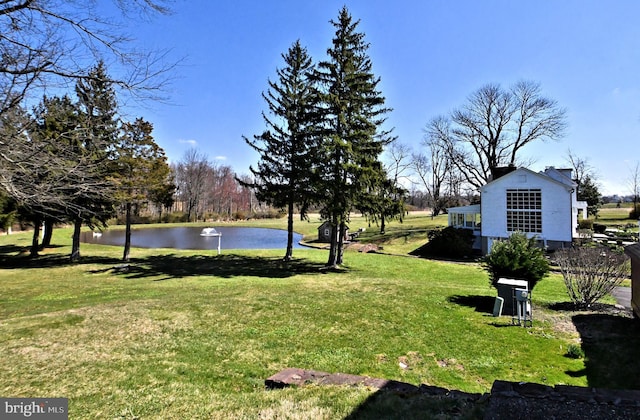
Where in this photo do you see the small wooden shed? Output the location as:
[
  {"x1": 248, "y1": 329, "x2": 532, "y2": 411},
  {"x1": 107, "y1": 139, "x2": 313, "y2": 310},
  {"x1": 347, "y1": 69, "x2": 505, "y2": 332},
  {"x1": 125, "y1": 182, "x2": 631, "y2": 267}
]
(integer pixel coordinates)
[
  {"x1": 318, "y1": 221, "x2": 333, "y2": 243},
  {"x1": 317, "y1": 221, "x2": 350, "y2": 243},
  {"x1": 624, "y1": 243, "x2": 640, "y2": 318}
]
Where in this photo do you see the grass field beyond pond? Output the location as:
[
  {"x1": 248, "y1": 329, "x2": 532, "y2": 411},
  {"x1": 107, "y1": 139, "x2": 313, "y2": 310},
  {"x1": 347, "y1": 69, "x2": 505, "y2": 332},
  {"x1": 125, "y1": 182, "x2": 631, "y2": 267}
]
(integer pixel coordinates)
[{"x1": 1, "y1": 214, "x2": 639, "y2": 419}]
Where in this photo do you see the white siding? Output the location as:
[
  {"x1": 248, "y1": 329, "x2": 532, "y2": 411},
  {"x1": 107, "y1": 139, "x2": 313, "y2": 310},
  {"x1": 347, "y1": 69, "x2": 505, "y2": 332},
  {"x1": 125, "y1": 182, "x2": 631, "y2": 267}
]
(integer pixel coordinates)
[{"x1": 480, "y1": 168, "x2": 573, "y2": 243}]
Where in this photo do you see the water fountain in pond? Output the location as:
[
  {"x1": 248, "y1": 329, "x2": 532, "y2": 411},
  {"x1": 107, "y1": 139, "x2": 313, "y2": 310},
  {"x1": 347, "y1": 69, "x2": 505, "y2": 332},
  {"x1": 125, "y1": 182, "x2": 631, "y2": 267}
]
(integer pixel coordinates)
[
  {"x1": 200, "y1": 227, "x2": 222, "y2": 254},
  {"x1": 81, "y1": 227, "x2": 303, "y2": 251},
  {"x1": 200, "y1": 227, "x2": 219, "y2": 236}
]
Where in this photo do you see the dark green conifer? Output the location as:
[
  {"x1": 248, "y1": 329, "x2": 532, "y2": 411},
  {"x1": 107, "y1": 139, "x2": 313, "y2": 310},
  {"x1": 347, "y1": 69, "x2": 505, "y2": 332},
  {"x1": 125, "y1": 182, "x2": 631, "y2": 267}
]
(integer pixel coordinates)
[
  {"x1": 114, "y1": 118, "x2": 171, "y2": 261},
  {"x1": 313, "y1": 7, "x2": 393, "y2": 267},
  {"x1": 242, "y1": 40, "x2": 319, "y2": 261}
]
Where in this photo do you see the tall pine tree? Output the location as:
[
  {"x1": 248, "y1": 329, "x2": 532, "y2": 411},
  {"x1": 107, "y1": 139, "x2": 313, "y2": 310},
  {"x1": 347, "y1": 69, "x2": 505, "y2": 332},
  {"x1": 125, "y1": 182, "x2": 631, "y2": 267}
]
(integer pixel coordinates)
[
  {"x1": 242, "y1": 40, "x2": 319, "y2": 261},
  {"x1": 115, "y1": 118, "x2": 171, "y2": 261},
  {"x1": 71, "y1": 61, "x2": 121, "y2": 261},
  {"x1": 314, "y1": 7, "x2": 393, "y2": 267}
]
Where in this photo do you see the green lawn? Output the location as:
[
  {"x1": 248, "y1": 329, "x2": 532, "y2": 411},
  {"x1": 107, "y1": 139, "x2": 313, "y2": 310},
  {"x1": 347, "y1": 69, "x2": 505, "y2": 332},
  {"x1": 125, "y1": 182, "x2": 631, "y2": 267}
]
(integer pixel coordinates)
[
  {"x1": 1, "y1": 214, "x2": 638, "y2": 419},
  {"x1": 597, "y1": 204, "x2": 638, "y2": 229}
]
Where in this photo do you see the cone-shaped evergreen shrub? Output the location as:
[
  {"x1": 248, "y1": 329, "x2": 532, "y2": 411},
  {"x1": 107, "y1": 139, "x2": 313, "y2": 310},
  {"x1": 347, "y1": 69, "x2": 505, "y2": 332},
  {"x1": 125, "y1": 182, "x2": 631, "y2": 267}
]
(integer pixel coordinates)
[{"x1": 483, "y1": 232, "x2": 549, "y2": 290}]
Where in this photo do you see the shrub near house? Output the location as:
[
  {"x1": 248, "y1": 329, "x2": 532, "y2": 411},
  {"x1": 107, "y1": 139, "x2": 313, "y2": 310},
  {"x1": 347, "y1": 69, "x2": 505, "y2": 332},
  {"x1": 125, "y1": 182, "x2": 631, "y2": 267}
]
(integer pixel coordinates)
[
  {"x1": 410, "y1": 227, "x2": 475, "y2": 259},
  {"x1": 483, "y1": 232, "x2": 550, "y2": 290}
]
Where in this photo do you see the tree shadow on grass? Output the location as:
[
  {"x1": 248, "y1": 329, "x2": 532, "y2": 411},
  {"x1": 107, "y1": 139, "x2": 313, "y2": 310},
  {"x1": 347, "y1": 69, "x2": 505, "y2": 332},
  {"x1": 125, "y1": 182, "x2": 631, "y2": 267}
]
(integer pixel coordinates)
[
  {"x1": 0, "y1": 250, "x2": 121, "y2": 269},
  {"x1": 0, "y1": 246, "x2": 329, "y2": 281},
  {"x1": 343, "y1": 384, "x2": 485, "y2": 419},
  {"x1": 89, "y1": 253, "x2": 330, "y2": 281},
  {"x1": 448, "y1": 295, "x2": 495, "y2": 314},
  {"x1": 0, "y1": 244, "x2": 27, "y2": 256},
  {"x1": 408, "y1": 249, "x2": 481, "y2": 263},
  {"x1": 569, "y1": 313, "x2": 640, "y2": 389},
  {"x1": 266, "y1": 370, "x2": 485, "y2": 420}
]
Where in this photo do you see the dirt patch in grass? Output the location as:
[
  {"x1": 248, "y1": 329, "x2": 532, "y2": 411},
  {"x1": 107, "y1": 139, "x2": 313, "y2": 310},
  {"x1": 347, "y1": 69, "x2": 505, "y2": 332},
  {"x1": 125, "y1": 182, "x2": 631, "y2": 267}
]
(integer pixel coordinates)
[{"x1": 537, "y1": 302, "x2": 633, "y2": 339}]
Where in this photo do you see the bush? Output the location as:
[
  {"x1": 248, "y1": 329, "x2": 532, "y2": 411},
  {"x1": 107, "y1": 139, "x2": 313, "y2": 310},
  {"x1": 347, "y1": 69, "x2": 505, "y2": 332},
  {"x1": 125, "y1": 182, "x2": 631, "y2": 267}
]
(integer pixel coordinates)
[
  {"x1": 555, "y1": 246, "x2": 630, "y2": 309},
  {"x1": 483, "y1": 232, "x2": 549, "y2": 290},
  {"x1": 575, "y1": 229, "x2": 593, "y2": 246},
  {"x1": 578, "y1": 219, "x2": 593, "y2": 230},
  {"x1": 566, "y1": 344, "x2": 585, "y2": 359},
  {"x1": 254, "y1": 209, "x2": 286, "y2": 219},
  {"x1": 164, "y1": 212, "x2": 188, "y2": 223},
  {"x1": 410, "y1": 226, "x2": 475, "y2": 259},
  {"x1": 630, "y1": 204, "x2": 640, "y2": 220},
  {"x1": 593, "y1": 223, "x2": 607, "y2": 234},
  {"x1": 115, "y1": 214, "x2": 152, "y2": 225},
  {"x1": 203, "y1": 212, "x2": 221, "y2": 221},
  {"x1": 233, "y1": 210, "x2": 247, "y2": 220},
  {"x1": 0, "y1": 210, "x2": 16, "y2": 231}
]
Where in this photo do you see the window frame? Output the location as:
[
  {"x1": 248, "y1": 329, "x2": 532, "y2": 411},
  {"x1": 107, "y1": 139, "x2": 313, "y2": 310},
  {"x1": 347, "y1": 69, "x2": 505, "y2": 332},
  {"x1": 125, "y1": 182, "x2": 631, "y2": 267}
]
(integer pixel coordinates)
[{"x1": 506, "y1": 189, "x2": 542, "y2": 233}]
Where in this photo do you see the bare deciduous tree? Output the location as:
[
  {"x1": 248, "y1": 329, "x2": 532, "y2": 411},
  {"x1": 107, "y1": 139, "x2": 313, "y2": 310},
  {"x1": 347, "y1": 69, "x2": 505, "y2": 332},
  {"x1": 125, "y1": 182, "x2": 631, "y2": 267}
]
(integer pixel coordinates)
[
  {"x1": 0, "y1": 99, "x2": 117, "y2": 257},
  {"x1": 173, "y1": 148, "x2": 211, "y2": 222},
  {"x1": 565, "y1": 149, "x2": 602, "y2": 218},
  {"x1": 432, "y1": 81, "x2": 567, "y2": 189},
  {"x1": 565, "y1": 149, "x2": 598, "y2": 186},
  {"x1": 172, "y1": 149, "x2": 254, "y2": 222},
  {"x1": 0, "y1": 0, "x2": 174, "y2": 116},
  {"x1": 628, "y1": 161, "x2": 640, "y2": 212},
  {"x1": 412, "y1": 117, "x2": 455, "y2": 216},
  {"x1": 384, "y1": 141, "x2": 413, "y2": 187}
]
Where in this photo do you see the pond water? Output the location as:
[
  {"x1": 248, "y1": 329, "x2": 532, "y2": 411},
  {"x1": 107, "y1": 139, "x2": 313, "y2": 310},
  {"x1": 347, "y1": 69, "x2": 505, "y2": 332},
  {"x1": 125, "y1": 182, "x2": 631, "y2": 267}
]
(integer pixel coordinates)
[{"x1": 81, "y1": 226, "x2": 304, "y2": 250}]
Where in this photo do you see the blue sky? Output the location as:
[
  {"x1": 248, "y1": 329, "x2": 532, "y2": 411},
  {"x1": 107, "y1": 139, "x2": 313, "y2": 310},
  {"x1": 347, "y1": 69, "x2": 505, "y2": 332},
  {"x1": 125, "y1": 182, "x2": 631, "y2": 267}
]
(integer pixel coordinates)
[{"x1": 124, "y1": 0, "x2": 640, "y2": 195}]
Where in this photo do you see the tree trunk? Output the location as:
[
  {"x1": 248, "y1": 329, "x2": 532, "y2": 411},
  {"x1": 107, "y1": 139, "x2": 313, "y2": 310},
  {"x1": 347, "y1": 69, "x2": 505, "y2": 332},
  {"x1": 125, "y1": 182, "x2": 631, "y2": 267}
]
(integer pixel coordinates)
[
  {"x1": 30, "y1": 217, "x2": 42, "y2": 257},
  {"x1": 40, "y1": 218, "x2": 54, "y2": 248},
  {"x1": 327, "y1": 219, "x2": 338, "y2": 267},
  {"x1": 123, "y1": 201, "x2": 132, "y2": 261},
  {"x1": 70, "y1": 218, "x2": 82, "y2": 262},
  {"x1": 380, "y1": 215, "x2": 386, "y2": 234},
  {"x1": 284, "y1": 200, "x2": 294, "y2": 261},
  {"x1": 337, "y1": 221, "x2": 346, "y2": 265},
  {"x1": 187, "y1": 200, "x2": 194, "y2": 223}
]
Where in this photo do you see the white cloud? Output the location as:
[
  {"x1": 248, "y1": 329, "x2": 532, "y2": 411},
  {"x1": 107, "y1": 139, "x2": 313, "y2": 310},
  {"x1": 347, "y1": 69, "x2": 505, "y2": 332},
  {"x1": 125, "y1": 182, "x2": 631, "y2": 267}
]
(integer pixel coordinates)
[
  {"x1": 214, "y1": 155, "x2": 227, "y2": 161},
  {"x1": 178, "y1": 139, "x2": 198, "y2": 146}
]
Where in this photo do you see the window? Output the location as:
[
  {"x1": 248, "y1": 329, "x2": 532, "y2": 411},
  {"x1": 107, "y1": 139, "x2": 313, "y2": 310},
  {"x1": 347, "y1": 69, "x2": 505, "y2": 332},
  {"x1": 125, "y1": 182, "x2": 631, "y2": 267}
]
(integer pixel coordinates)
[
  {"x1": 465, "y1": 213, "x2": 480, "y2": 228},
  {"x1": 506, "y1": 189, "x2": 542, "y2": 233},
  {"x1": 449, "y1": 211, "x2": 480, "y2": 229}
]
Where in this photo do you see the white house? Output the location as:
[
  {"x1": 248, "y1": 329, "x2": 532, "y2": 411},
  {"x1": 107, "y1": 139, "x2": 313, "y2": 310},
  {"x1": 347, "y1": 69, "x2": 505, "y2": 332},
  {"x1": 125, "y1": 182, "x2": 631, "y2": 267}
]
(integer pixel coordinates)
[{"x1": 448, "y1": 167, "x2": 588, "y2": 254}]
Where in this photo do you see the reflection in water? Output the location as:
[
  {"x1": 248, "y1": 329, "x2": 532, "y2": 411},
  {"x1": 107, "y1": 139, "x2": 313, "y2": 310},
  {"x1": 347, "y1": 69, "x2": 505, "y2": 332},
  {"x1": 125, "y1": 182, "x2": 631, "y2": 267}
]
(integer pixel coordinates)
[{"x1": 81, "y1": 226, "x2": 304, "y2": 250}]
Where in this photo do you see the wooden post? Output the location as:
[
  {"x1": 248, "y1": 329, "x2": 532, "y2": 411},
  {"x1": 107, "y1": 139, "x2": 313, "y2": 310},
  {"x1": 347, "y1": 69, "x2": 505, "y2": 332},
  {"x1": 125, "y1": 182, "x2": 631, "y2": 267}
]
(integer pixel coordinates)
[{"x1": 624, "y1": 244, "x2": 640, "y2": 318}]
